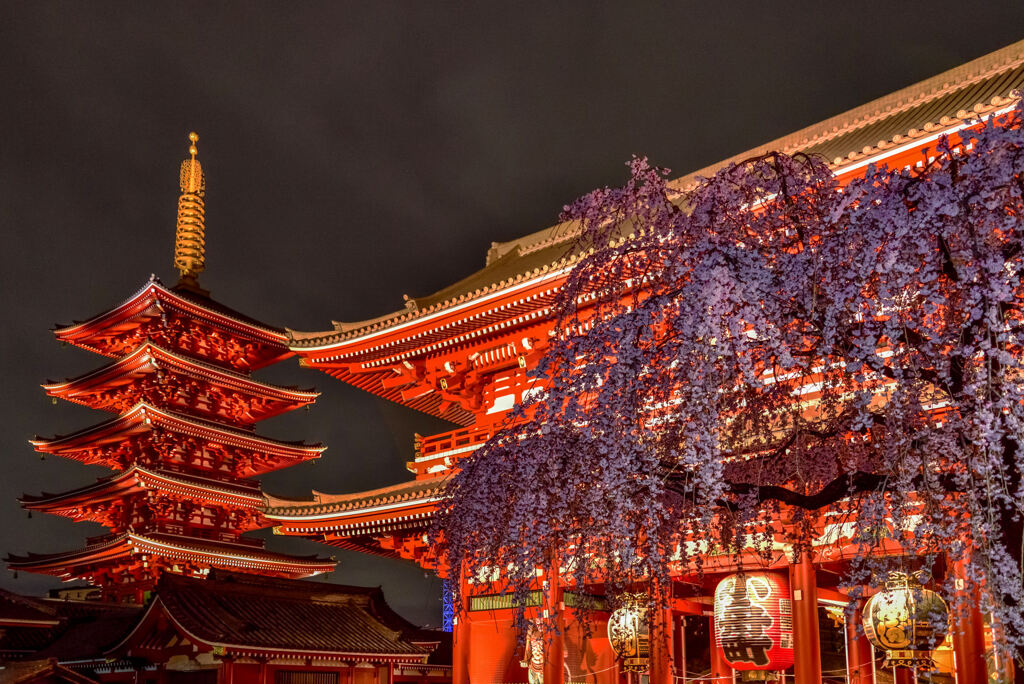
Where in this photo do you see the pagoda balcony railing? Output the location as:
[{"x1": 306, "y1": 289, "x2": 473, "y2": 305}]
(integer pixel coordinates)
[
  {"x1": 86, "y1": 532, "x2": 122, "y2": 546},
  {"x1": 410, "y1": 423, "x2": 494, "y2": 478},
  {"x1": 85, "y1": 529, "x2": 264, "y2": 548},
  {"x1": 178, "y1": 527, "x2": 264, "y2": 547}
]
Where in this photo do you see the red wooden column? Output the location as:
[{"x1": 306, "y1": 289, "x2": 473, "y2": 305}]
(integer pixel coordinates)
[
  {"x1": 543, "y1": 558, "x2": 565, "y2": 684},
  {"x1": 673, "y1": 613, "x2": 687, "y2": 683},
  {"x1": 452, "y1": 568, "x2": 471, "y2": 684},
  {"x1": 220, "y1": 657, "x2": 235, "y2": 684},
  {"x1": 844, "y1": 600, "x2": 874, "y2": 684},
  {"x1": 708, "y1": 615, "x2": 732, "y2": 684},
  {"x1": 790, "y1": 550, "x2": 822, "y2": 684},
  {"x1": 649, "y1": 606, "x2": 673, "y2": 684},
  {"x1": 892, "y1": 667, "x2": 914, "y2": 684},
  {"x1": 949, "y1": 559, "x2": 987, "y2": 683},
  {"x1": 257, "y1": 659, "x2": 269, "y2": 684}
]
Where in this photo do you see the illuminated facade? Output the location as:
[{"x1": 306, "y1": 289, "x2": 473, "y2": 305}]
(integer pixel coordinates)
[
  {"x1": 267, "y1": 41, "x2": 1024, "y2": 684},
  {"x1": 5, "y1": 135, "x2": 335, "y2": 603}
]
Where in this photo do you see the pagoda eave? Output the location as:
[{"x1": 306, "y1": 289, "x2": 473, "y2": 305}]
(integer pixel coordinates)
[
  {"x1": 54, "y1": 278, "x2": 292, "y2": 370},
  {"x1": 43, "y1": 342, "x2": 318, "y2": 421},
  {"x1": 6, "y1": 532, "x2": 335, "y2": 579},
  {"x1": 55, "y1": 279, "x2": 287, "y2": 345},
  {"x1": 32, "y1": 402, "x2": 325, "y2": 463},
  {"x1": 20, "y1": 466, "x2": 264, "y2": 515}
]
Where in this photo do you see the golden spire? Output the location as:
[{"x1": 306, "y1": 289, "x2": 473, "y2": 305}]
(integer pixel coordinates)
[{"x1": 173, "y1": 132, "x2": 206, "y2": 285}]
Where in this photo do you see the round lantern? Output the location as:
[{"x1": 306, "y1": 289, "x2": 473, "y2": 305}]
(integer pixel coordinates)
[
  {"x1": 714, "y1": 572, "x2": 795, "y2": 678},
  {"x1": 862, "y1": 571, "x2": 949, "y2": 669},
  {"x1": 607, "y1": 594, "x2": 649, "y2": 673}
]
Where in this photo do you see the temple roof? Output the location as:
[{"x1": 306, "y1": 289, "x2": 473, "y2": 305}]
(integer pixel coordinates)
[
  {"x1": 0, "y1": 591, "x2": 141, "y2": 664},
  {"x1": 111, "y1": 571, "x2": 430, "y2": 660},
  {"x1": 0, "y1": 659, "x2": 101, "y2": 683},
  {"x1": 289, "y1": 37, "x2": 1024, "y2": 351},
  {"x1": 20, "y1": 466, "x2": 264, "y2": 513},
  {"x1": 31, "y1": 600, "x2": 143, "y2": 665},
  {"x1": 264, "y1": 478, "x2": 442, "y2": 520},
  {"x1": 55, "y1": 277, "x2": 291, "y2": 369},
  {"x1": 43, "y1": 341, "x2": 318, "y2": 420},
  {"x1": 31, "y1": 401, "x2": 325, "y2": 467},
  {"x1": 0, "y1": 588, "x2": 61, "y2": 629},
  {"x1": 5, "y1": 531, "x2": 335, "y2": 578}
]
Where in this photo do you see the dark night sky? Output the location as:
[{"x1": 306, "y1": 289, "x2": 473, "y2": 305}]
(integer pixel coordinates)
[{"x1": 2, "y1": 3, "x2": 1023, "y2": 626}]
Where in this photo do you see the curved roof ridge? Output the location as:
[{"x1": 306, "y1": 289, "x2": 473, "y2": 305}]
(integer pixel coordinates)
[
  {"x1": 291, "y1": 38, "x2": 1024, "y2": 350},
  {"x1": 43, "y1": 341, "x2": 317, "y2": 397},
  {"x1": 484, "y1": 40, "x2": 1024, "y2": 262},
  {"x1": 55, "y1": 277, "x2": 288, "y2": 342},
  {"x1": 32, "y1": 401, "x2": 325, "y2": 454},
  {"x1": 264, "y1": 477, "x2": 442, "y2": 511}
]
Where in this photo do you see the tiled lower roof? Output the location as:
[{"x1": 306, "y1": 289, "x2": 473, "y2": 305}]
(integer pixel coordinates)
[
  {"x1": 33, "y1": 603, "x2": 143, "y2": 663},
  {"x1": 0, "y1": 588, "x2": 60, "y2": 626},
  {"x1": 147, "y1": 572, "x2": 429, "y2": 657},
  {"x1": 0, "y1": 659, "x2": 100, "y2": 683}
]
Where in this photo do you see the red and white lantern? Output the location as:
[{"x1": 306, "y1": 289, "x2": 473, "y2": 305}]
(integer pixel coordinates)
[{"x1": 714, "y1": 572, "x2": 795, "y2": 674}]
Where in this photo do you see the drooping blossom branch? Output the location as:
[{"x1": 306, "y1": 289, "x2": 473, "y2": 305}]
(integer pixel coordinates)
[{"x1": 434, "y1": 99, "x2": 1024, "y2": 663}]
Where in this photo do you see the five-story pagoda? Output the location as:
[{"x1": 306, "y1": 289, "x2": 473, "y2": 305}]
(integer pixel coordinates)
[{"x1": 5, "y1": 133, "x2": 336, "y2": 602}]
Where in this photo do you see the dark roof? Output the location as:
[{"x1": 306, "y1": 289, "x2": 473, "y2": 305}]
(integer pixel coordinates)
[
  {"x1": 0, "y1": 589, "x2": 60, "y2": 626},
  {"x1": 0, "y1": 591, "x2": 139, "y2": 665},
  {"x1": 31, "y1": 602, "x2": 141, "y2": 663},
  {"x1": 0, "y1": 590, "x2": 63, "y2": 659},
  {"x1": 139, "y1": 572, "x2": 429, "y2": 657},
  {"x1": 290, "y1": 37, "x2": 1024, "y2": 349},
  {"x1": 0, "y1": 659, "x2": 100, "y2": 684},
  {"x1": 420, "y1": 632, "x2": 453, "y2": 666}
]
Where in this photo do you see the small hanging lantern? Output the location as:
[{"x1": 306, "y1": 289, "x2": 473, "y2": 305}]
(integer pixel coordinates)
[
  {"x1": 607, "y1": 593, "x2": 650, "y2": 673},
  {"x1": 862, "y1": 571, "x2": 949, "y2": 669},
  {"x1": 714, "y1": 572, "x2": 794, "y2": 681}
]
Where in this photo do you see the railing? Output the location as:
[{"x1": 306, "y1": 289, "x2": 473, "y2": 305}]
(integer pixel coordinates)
[
  {"x1": 409, "y1": 423, "x2": 494, "y2": 478},
  {"x1": 86, "y1": 532, "x2": 121, "y2": 545}
]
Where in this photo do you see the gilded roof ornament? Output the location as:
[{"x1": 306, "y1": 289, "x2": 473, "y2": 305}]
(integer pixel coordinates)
[{"x1": 174, "y1": 131, "x2": 206, "y2": 286}]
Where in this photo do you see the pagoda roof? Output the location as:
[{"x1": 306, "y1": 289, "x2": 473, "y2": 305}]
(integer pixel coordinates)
[
  {"x1": 55, "y1": 277, "x2": 291, "y2": 368},
  {"x1": 31, "y1": 401, "x2": 325, "y2": 465},
  {"x1": 110, "y1": 571, "x2": 429, "y2": 661},
  {"x1": 5, "y1": 531, "x2": 335, "y2": 578},
  {"x1": 20, "y1": 466, "x2": 264, "y2": 514},
  {"x1": 288, "y1": 38, "x2": 1024, "y2": 353},
  {"x1": 43, "y1": 341, "x2": 318, "y2": 418}
]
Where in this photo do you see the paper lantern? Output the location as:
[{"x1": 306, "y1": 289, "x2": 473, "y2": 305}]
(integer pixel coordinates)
[
  {"x1": 863, "y1": 572, "x2": 949, "y2": 669},
  {"x1": 714, "y1": 572, "x2": 795, "y2": 674},
  {"x1": 607, "y1": 595, "x2": 649, "y2": 673}
]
